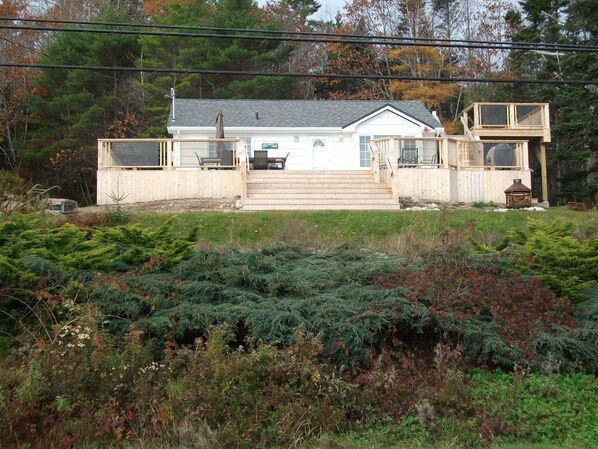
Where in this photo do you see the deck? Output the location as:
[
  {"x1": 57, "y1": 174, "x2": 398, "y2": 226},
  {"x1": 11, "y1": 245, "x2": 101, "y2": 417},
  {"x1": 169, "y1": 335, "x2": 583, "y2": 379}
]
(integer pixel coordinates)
[{"x1": 96, "y1": 103, "x2": 551, "y2": 208}]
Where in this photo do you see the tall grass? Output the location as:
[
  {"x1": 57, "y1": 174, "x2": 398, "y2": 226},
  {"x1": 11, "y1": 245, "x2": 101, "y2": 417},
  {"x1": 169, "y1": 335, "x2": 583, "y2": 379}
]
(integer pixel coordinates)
[{"x1": 130, "y1": 208, "x2": 598, "y2": 252}]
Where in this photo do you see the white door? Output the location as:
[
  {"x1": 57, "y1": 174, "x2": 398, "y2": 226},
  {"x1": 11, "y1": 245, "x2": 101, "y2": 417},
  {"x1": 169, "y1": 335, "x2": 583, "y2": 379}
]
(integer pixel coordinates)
[{"x1": 311, "y1": 136, "x2": 329, "y2": 169}]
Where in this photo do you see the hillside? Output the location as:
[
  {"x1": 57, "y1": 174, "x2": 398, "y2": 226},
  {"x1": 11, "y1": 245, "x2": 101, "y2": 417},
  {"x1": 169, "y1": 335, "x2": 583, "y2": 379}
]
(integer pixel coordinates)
[{"x1": 0, "y1": 209, "x2": 597, "y2": 449}]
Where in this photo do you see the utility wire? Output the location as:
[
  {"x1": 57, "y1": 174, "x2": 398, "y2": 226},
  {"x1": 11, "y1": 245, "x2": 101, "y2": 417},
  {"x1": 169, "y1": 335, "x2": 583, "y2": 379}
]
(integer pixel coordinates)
[
  {"x1": 1, "y1": 19, "x2": 597, "y2": 53},
  {"x1": 4, "y1": 16, "x2": 597, "y2": 53},
  {"x1": 1, "y1": 62, "x2": 596, "y2": 85}
]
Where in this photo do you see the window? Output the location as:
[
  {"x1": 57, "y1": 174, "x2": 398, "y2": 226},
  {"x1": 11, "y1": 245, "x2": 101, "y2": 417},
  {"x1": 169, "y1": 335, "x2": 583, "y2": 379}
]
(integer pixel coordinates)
[
  {"x1": 359, "y1": 136, "x2": 371, "y2": 168},
  {"x1": 403, "y1": 139, "x2": 416, "y2": 149},
  {"x1": 209, "y1": 137, "x2": 251, "y2": 156},
  {"x1": 208, "y1": 141, "x2": 218, "y2": 157},
  {"x1": 239, "y1": 137, "x2": 252, "y2": 156}
]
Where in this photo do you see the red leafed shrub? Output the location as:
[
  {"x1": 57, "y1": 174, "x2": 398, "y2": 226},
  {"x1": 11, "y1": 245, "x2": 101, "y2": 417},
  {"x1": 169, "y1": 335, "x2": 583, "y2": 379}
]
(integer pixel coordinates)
[{"x1": 371, "y1": 247, "x2": 578, "y2": 370}]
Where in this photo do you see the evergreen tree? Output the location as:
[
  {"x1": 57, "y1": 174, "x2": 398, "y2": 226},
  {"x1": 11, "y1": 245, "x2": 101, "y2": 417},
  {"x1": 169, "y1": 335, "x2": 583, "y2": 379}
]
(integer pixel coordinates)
[
  {"x1": 140, "y1": 0, "x2": 299, "y2": 101},
  {"x1": 23, "y1": 3, "x2": 143, "y2": 203},
  {"x1": 508, "y1": 0, "x2": 598, "y2": 205}
]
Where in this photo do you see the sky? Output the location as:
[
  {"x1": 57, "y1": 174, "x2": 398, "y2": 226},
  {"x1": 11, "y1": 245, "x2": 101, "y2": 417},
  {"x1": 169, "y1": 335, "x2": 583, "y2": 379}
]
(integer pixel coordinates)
[
  {"x1": 312, "y1": 0, "x2": 347, "y2": 20},
  {"x1": 256, "y1": 0, "x2": 347, "y2": 21}
]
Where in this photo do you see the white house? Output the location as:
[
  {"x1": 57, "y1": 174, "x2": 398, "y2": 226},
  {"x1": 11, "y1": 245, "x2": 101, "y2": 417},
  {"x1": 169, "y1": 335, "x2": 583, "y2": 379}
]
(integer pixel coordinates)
[
  {"x1": 166, "y1": 99, "x2": 445, "y2": 170},
  {"x1": 97, "y1": 101, "x2": 550, "y2": 209}
]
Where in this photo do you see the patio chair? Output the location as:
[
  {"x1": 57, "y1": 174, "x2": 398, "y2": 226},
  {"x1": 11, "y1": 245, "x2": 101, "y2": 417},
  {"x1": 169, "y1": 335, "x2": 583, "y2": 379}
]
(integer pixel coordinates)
[
  {"x1": 220, "y1": 148, "x2": 234, "y2": 168},
  {"x1": 420, "y1": 153, "x2": 437, "y2": 165},
  {"x1": 269, "y1": 152, "x2": 289, "y2": 169},
  {"x1": 199, "y1": 156, "x2": 221, "y2": 168},
  {"x1": 398, "y1": 147, "x2": 419, "y2": 166},
  {"x1": 281, "y1": 152, "x2": 290, "y2": 169},
  {"x1": 253, "y1": 150, "x2": 269, "y2": 170}
]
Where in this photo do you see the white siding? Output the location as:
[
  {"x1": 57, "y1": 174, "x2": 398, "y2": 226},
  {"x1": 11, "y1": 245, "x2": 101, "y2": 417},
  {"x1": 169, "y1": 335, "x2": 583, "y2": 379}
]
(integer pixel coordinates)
[
  {"x1": 355, "y1": 110, "x2": 423, "y2": 137},
  {"x1": 171, "y1": 109, "x2": 426, "y2": 170}
]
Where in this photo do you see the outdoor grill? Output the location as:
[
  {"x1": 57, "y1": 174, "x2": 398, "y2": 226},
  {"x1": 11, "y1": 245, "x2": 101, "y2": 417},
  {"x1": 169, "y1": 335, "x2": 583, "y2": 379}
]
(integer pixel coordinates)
[{"x1": 505, "y1": 179, "x2": 532, "y2": 208}]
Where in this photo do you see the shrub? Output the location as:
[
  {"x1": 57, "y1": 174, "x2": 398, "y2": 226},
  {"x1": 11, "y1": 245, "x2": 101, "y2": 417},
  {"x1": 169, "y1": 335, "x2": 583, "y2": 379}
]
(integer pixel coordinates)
[
  {"x1": 0, "y1": 321, "x2": 358, "y2": 449},
  {"x1": 84, "y1": 243, "x2": 598, "y2": 371},
  {"x1": 0, "y1": 213, "x2": 198, "y2": 271},
  {"x1": 0, "y1": 171, "x2": 31, "y2": 213},
  {"x1": 90, "y1": 244, "x2": 406, "y2": 366},
  {"x1": 371, "y1": 245, "x2": 592, "y2": 371},
  {"x1": 472, "y1": 218, "x2": 598, "y2": 302},
  {"x1": 165, "y1": 327, "x2": 357, "y2": 449}
]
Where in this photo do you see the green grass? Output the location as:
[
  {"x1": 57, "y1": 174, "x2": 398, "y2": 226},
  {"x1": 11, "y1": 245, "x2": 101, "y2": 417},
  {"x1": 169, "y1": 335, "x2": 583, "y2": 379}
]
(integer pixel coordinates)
[
  {"x1": 129, "y1": 208, "x2": 598, "y2": 252},
  {"x1": 83, "y1": 442, "x2": 591, "y2": 449},
  {"x1": 306, "y1": 437, "x2": 592, "y2": 449}
]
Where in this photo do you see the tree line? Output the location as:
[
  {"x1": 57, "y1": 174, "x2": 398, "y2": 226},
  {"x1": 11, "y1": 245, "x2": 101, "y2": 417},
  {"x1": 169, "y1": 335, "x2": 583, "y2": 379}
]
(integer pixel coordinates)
[{"x1": 1, "y1": 0, "x2": 596, "y2": 205}]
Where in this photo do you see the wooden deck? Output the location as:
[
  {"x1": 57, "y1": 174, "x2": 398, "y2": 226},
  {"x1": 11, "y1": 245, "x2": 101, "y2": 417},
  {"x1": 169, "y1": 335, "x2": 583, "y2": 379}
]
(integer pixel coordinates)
[
  {"x1": 462, "y1": 103, "x2": 551, "y2": 203},
  {"x1": 96, "y1": 103, "x2": 551, "y2": 208}
]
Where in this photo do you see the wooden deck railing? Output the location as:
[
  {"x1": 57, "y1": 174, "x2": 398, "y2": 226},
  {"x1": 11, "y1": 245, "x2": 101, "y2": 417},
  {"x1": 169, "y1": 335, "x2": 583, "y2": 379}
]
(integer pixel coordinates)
[
  {"x1": 462, "y1": 103, "x2": 549, "y2": 131},
  {"x1": 371, "y1": 137, "x2": 446, "y2": 169},
  {"x1": 370, "y1": 137, "x2": 528, "y2": 172},
  {"x1": 369, "y1": 136, "x2": 532, "y2": 205},
  {"x1": 98, "y1": 138, "x2": 246, "y2": 170}
]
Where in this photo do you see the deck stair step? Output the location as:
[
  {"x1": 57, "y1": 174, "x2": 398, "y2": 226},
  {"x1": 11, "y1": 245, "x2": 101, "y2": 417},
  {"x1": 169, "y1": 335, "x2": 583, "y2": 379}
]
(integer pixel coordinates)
[{"x1": 243, "y1": 170, "x2": 400, "y2": 211}]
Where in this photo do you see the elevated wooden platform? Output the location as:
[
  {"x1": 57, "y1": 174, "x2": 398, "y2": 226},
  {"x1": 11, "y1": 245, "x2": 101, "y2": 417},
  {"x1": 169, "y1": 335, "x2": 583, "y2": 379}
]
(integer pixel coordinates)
[{"x1": 462, "y1": 103, "x2": 551, "y2": 203}]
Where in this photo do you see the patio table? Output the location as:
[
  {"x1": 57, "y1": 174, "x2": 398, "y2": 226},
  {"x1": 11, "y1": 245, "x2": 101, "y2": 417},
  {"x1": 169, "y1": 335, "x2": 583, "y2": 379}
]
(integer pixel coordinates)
[{"x1": 249, "y1": 156, "x2": 286, "y2": 169}]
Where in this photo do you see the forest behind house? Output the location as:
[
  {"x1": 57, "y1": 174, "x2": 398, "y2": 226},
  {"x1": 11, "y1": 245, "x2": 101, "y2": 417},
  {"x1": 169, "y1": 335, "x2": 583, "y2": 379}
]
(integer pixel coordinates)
[{"x1": 1, "y1": 0, "x2": 597, "y2": 206}]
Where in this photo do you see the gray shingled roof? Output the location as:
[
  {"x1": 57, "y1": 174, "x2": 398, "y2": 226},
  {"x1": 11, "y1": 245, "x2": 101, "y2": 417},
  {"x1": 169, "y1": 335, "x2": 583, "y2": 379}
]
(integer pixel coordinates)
[{"x1": 168, "y1": 99, "x2": 442, "y2": 129}]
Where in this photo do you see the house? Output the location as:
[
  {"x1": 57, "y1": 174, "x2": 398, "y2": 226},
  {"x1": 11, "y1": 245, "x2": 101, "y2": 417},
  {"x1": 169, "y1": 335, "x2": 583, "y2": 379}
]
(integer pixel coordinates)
[
  {"x1": 167, "y1": 99, "x2": 445, "y2": 171},
  {"x1": 97, "y1": 101, "x2": 550, "y2": 209}
]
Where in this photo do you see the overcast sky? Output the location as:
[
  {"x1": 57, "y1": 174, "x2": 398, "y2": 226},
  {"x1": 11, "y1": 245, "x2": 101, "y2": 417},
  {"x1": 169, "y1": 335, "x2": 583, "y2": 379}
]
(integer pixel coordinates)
[
  {"x1": 313, "y1": 0, "x2": 346, "y2": 20},
  {"x1": 256, "y1": 0, "x2": 347, "y2": 21}
]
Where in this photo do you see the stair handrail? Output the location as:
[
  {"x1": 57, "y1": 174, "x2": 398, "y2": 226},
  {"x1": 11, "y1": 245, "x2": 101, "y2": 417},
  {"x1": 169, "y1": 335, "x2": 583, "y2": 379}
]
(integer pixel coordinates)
[{"x1": 386, "y1": 156, "x2": 394, "y2": 178}]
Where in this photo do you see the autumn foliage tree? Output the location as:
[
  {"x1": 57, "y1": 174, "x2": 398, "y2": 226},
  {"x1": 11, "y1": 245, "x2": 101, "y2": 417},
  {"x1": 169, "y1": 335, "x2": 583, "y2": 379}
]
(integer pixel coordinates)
[
  {"x1": 321, "y1": 24, "x2": 390, "y2": 99},
  {"x1": 319, "y1": 0, "x2": 420, "y2": 100},
  {"x1": 389, "y1": 46, "x2": 457, "y2": 108},
  {"x1": 388, "y1": 45, "x2": 458, "y2": 128},
  {"x1": 0, "y1": 2, "x2": 39, "y2": 172}
]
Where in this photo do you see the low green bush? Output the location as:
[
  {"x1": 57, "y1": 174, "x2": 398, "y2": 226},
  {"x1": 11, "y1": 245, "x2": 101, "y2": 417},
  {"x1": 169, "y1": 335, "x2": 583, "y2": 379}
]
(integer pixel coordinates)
[
  {"x1": 87, "y1": 243, "x2": 596, "y2": 371},
  {"x1": 0, "y1": 214, "x2": 198, "y2": 272},
  {"x1": 472, "y1": 218, "x2": 598, "y2": 302}
]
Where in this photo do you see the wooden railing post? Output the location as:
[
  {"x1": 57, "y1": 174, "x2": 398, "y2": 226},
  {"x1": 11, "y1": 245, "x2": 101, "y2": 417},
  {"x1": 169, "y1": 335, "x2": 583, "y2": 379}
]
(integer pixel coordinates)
[
  {"x1": 508, "y1": 104, "x2": 516, "y2": 129},
  {"x1": 98, "y1": 140, "x2": 105, "y2": 170},
  {"x1": 369, "y1": 141, "x2": 379, "y2": 182},
  {"x1": 440, "y1": 138, "x2": 448, "y2": 168},
  {"x1": 166, "y1": 140, "x2": 173, "y2": 170},
  {"x1": 521, "y1": 141, "x2": 529, "y2": 170}
]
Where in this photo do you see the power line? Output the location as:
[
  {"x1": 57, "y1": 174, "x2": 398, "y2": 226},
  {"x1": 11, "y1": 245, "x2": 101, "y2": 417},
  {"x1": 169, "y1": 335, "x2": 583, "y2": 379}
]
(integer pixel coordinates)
[
  {"x1": 5, "y1": 16, "x2": 597, "y2": 52},
  {"x1": 1, "y1": 62, "x2": 596, "y2": 85},
  {"x1": 1, "y1": 17, "x2": 597, "y2": 53}
]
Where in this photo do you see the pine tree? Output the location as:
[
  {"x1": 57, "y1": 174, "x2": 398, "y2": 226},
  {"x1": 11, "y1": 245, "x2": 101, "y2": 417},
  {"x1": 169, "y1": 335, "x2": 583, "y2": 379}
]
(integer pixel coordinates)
[
  {"x1": 508, "y1": 0, "x2": 598, "y2": 205},
  {"x1": 23, "y1": 3, "x2": 143, "y2": 202}
]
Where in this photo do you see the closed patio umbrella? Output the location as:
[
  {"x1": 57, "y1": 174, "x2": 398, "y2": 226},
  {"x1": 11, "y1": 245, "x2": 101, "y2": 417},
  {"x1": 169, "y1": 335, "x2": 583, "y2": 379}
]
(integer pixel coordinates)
[{"x1": 215, "y1": 111, "x2": 225, "y2": 157}]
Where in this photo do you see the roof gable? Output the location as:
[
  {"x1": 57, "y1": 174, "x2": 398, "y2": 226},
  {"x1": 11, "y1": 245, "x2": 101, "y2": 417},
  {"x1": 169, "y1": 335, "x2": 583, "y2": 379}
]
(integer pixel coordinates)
[
  {"x1": 168, "y1": 99, "x2": 442, "y2": 130},
  {"x1": 342, "y1": 104, "x2": 427, "y2": 130}
]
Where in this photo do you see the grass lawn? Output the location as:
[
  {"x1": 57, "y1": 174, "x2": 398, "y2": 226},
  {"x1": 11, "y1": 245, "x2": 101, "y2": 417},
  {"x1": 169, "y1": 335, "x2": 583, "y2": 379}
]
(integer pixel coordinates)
[{"x1": 130, "y1": 207, "x2": 598, "y2": 252}]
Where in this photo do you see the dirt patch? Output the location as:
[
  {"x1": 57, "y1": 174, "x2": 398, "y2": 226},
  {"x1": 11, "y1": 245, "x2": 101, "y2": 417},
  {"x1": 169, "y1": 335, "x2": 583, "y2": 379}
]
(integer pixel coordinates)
[{"x1": 80, "y1": 198, "x2": 240, "y2": 214}]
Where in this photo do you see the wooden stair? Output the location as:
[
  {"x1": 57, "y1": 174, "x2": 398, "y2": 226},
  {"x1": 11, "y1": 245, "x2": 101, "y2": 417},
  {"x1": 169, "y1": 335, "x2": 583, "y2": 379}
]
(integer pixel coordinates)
[{"x1": 242, "y1": 170, "x2": 400, "y2": 211}]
